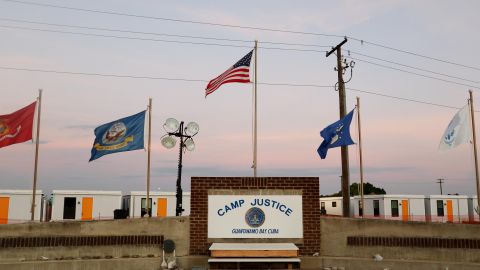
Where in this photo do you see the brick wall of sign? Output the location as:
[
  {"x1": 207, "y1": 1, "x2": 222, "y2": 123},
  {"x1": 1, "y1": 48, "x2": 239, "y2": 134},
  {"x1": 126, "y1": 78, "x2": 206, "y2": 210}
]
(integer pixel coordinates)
[{"x1": 189, "y1": 177, "x2": 320, "y2": 256}]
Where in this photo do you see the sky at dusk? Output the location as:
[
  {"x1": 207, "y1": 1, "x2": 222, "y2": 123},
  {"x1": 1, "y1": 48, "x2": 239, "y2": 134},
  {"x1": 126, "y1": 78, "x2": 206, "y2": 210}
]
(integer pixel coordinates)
[{"x1": 1, "y1": 0, "x2": 480, "y2": 196}]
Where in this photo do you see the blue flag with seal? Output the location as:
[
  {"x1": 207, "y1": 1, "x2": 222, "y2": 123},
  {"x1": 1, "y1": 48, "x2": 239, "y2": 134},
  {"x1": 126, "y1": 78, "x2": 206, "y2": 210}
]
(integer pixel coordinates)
[
  {"x1": 317, "y1": 109, "x2": 355, "y2": 159},
  {"x1": 89, "y1": 111, "x2": 146, "y2": 162}
]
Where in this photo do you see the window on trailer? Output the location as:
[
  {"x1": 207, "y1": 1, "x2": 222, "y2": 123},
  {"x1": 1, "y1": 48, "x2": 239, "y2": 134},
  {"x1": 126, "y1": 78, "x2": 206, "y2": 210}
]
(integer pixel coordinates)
[
  {"x1": 122, "y1": 197, "x2": 130, "y2": 217},
  {"x1": 332, "y1": 201, "x2": 337, "y2": 207},
  {"x1": 358, "y1": 200, "x2": 363, "y2": 216},
  {"x1": 373, "y1": 200, "x2": 380, "y2": 217},
  {"x1": 391, "y1": 200, "x2": 399, "y2": 217},
  {"x1": 141, "y1": 198, "x2": 152, "y2": 217},
  {"x1": 437, "y1": 200, "x2": 444, "y2": 216}
]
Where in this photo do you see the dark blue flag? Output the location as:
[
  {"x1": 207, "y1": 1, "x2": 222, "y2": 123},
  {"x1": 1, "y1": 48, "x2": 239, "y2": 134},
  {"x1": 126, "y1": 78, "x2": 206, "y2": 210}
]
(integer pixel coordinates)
[
  {"x1": 317, "y1": 109, "x2": 355, "y2": 159},
  {"x1": 89, "y1": 111, "x2": 146, "y2": 162}
]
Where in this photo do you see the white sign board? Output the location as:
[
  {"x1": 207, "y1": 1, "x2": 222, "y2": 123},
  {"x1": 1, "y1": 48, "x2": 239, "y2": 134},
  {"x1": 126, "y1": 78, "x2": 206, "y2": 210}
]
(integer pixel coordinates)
[{"x1": 208, "y1": 195, "x2": 303, "y2": 238}]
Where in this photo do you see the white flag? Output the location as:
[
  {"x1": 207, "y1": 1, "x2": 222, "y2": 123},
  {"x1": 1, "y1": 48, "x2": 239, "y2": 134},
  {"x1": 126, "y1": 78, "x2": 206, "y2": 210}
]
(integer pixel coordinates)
[{"x1": 439, "y1": 105, "x2": 471, "y2": 151}]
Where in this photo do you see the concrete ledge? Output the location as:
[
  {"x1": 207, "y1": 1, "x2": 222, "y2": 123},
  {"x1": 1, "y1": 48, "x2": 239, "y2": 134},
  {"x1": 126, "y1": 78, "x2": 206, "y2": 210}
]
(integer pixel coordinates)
[
  {"x1": 301, "y1": 256, "x2": 480, "y2": 270},
  {"x1": 0, "y1": 257, "x2": 161, "y2": 270}
]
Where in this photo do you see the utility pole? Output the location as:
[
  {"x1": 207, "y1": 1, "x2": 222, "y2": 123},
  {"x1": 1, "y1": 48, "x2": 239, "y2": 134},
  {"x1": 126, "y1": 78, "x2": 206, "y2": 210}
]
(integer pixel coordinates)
[
  {"x1": 436, "y1": 178, "x2": 444, "y2": 195},
  {"x1": 326, "y1": 38, "x2": 351, "y2": 217}
]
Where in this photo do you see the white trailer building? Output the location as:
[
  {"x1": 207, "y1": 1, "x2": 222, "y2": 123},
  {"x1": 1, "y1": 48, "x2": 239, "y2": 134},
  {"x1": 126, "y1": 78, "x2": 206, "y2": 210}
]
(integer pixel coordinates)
[
  {"x1": 319, "y1": 197, "x2": 343, "y2": 216},
  {"x1": 425, "y1": 195, "x2": 469, "y2": 223},
  {"x1": 122, "y1": 191, "x2": 191, "y2": 218},
  {"x1": 0, "y1": 190, "x2": 44, "y2": 224},
  {"x1": 468, "y1": 196, "x2": 480, "y2": 222},
  {"x1": 352, "y1": 195, "x2": 426, "y2": 222},
  {"x1": 50, "y1": 190, "x2": 122, "y2": 221}
]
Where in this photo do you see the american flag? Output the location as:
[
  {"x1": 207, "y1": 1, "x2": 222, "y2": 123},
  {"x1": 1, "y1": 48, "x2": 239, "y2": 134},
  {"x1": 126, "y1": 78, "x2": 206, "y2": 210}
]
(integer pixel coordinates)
[{"x1": 205, "y1": 50, "x2": 253, "y2": 97}]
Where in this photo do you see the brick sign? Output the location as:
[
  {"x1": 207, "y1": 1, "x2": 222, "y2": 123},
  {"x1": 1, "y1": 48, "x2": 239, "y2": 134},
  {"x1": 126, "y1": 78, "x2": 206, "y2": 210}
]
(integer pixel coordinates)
[
  {"x1": 189, "y1": 177, "x2": 320, "y2": 256},
  {"x1": 208, "y1": 195, "x2": 303, "y2": 238}
]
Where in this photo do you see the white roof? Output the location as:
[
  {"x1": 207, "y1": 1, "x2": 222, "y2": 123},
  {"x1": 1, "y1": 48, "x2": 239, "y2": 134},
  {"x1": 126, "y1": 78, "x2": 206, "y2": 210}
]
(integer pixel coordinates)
[
  {"x1": 426, "y1": 195, "x2": 469, "y2": 199},
  {"x1": 52, "y1": 190, "x2": 122, "y2": 196},
  {"x1": 127, "y1": 191, "x2": 191, "y2": 196},
  {"x1": 356, "y1": 194, "x2": 426, "y2": 199},
  {"x1": 0, "y1": 190, "x2": 43, "y2": 195},
  {"x1": 210, "y1": 243, "x2": 298, "y2": 251},
  {"x1": 320, "y1": 197, "x2": 343, "y2": 201}
]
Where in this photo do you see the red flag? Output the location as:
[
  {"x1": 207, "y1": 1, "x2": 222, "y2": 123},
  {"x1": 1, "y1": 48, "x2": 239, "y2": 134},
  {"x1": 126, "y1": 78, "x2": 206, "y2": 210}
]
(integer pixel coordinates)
[{"x1": 0, "y1": 102, "x2": 37, "y2": 148}]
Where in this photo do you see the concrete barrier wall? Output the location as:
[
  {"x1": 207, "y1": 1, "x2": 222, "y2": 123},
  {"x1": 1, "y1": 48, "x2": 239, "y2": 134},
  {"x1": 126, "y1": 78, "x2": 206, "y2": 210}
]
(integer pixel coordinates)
[
  {"x1": 320, "y1": 217, "x2": 480, "y2": 263},
  {"x1": 0, "y1": 217, "x2": 189, "y2": 265},
  {"x1": 1, "y1": 215, "x2": 479, "y2": 269}
]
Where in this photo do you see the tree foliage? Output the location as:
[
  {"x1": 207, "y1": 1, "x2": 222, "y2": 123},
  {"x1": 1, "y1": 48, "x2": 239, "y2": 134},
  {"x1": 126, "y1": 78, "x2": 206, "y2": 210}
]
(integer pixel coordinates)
[{"x1": 321, "y1": 182, "x2": 386, "y2": 197}]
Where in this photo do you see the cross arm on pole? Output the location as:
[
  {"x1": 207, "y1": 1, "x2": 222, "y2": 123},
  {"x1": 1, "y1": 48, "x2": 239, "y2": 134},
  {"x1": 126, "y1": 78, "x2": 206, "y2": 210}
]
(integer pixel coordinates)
[{"x1": 326, "y1": 38, "x2": 348, "y2": 57}]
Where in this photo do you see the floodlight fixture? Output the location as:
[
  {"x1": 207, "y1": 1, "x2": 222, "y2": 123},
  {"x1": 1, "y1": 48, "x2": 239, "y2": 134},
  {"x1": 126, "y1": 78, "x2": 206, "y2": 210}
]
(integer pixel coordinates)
[{"x1": 161, "y1": 118, "x2": 199, "y2": 216}]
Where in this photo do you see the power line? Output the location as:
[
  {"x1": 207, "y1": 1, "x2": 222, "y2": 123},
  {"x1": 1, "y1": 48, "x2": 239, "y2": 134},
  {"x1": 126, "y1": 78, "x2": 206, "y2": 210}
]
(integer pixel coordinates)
[
  {"x1": 6, "y1": 16, "x2": 477, "y2": 86},
  {"x1": 0, "y1": 66, "x2": 334, "y2": 88},
  {"x1": 345, "y1": 87, "x2": 464, "y2": 110},
  {"x1": 2, "y1": 22, "x2": 477, "y2": 88},
  {"x1": 0, "y1": 66, "x2": 210, "y2": 82},
  {"x1": 1, "y1": 24, "x2": 477, "y2": 92},
  {"x1": 0, "y1": 17, "x2": 331, "y2": 48},
  {"x1": 0, "y1": 0, "x2": 343, "y2": 38},
  {"x1": 3, "y1": 0, "x2": 479, "y2": 72},
  {"x1": 0, "y1": 24, "x2": 251, "y2": 49},
  {"x1": 3, "y1": 21, "x2": 477, "y2": 87},
  {"x1": 347, "y1": 55, "x2": 480, "y2": 90},
  {"x1": 0, "y1": 24, "x2": 328, "y2": 53},
  {"x1": 347, "y1": 37, "x2": 480, "y2": 72},
  {"x1": 348, "y1": 50, "x2": 480, "y2": 84},
  {"x1": 0, "y1": 65, "x2": 472, "y2": 111}
]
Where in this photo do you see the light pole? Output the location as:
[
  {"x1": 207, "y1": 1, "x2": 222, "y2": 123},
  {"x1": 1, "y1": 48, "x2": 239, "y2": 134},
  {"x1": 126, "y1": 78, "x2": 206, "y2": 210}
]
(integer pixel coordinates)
[{"x1": 161, "y1": 118, "x2": 199, "y2": 216}]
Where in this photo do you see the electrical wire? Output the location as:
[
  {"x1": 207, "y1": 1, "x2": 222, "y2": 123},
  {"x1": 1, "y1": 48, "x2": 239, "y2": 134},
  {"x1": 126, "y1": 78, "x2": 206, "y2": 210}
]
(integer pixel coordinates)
[
  {"x1": 0, "y1": 17, "x2": 331, "y2": 48},
  {"x1": 2, "y1": 22, "x2": 477, "y2": 88},
  {"x1": 0, "y1": 24, "x2": 252, "y2": 49},
  {"x1": 4, "y1": 20, "x2": 477, "y2": 87},
  {"x1": 348, "y1": 50, "x2": 480, "y2": 84},
  {"x1": 347, "y1": 56, "x2": 480, "y2": 90},
  {"x1": 0, "y1": 65, "x2": 474, "y2": 111},
  {"x1": 0, "y1": 0, "x2": 343, "y2": 38},
  {"x1": 346, "y1": 87, "x2": 464, "y2": 110},
  {"x1": 3, "y1": 18, "x2": 479, "y2": 89},
  {"x1": 0, "y1": 24, "x2": 328, "y2": 53},
  {"x1": 3, "y1": 0, "x2": 480, "y2": 72},
  {"x1": 347, "y1": 37, "x2": 480, "y2": 72}
]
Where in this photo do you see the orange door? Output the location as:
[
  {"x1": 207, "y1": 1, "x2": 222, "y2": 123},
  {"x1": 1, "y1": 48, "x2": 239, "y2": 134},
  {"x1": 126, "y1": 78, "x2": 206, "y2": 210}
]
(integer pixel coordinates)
[
  {"x1": 157, "y1": 198, "x2": 167, "y2": 217},
  {"x1": 446, "y1": 200, "x2": 453, "y2": 222},
  {"x1": 81, "y1": 197, "x2": 93, "y2": 220},
  {"x1": 402, "y1": 200, "x2": 409, "y2": 221},
  {"x1": 0, "y1": 197, "x2": 9, "y2": 224}
]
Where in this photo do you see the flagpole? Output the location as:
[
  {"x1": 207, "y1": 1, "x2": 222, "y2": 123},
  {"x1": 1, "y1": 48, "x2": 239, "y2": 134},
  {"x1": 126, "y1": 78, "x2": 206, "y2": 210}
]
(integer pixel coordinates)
[
  {"x1": 146, "y1": 98, "x2": 152, "y2": 217},
  {"x1": 30, "y1": 89, "x2": 42, "y2": 221},
  {"x1": 253, "y1": 40, "x2": 258, "y2": 178},
  {"x1": 356, "y1": 97, "x2": 365, "y2": 218},
  {"x1": 469, "y1": 90, "x2": 480, "y2": 219}
]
